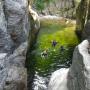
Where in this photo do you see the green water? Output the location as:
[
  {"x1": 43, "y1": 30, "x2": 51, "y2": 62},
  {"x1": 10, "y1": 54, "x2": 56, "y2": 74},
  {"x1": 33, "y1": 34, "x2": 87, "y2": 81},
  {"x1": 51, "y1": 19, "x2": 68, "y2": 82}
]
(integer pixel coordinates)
[{"x1": 28, "y1": 19, "x2": 79, "y2": 90}]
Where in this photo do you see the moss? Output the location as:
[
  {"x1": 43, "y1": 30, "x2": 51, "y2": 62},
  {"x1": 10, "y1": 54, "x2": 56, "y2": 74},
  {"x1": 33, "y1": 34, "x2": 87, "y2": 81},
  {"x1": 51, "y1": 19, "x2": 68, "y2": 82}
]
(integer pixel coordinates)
[
  {"x1": 38, "y1": 19, "x2": 79, "y2": 49},
  {"x1": 30, "y1": 19, "x2": 79, "y2": 76}
]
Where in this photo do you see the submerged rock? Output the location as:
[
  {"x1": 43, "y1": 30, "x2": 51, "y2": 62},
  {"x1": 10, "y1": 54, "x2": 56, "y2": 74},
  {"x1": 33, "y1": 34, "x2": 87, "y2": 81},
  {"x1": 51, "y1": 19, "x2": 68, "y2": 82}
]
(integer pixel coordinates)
[{"x1": 48, "y1": 40, "x2": 90, "y2": 90}]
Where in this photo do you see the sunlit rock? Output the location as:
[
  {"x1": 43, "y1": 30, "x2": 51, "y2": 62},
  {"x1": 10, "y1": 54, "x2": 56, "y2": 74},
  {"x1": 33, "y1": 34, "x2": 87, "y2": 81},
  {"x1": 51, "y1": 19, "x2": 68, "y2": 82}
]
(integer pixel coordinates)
[
  {"x1": 27, "y1": 5, "x2": 40, "y2": 50},
  {"x1": 29, "y1": 5, "x2": 40, "y2": 31},
  {"x1": 48, "y1": 68, "x2": 69, "y2": 90}
]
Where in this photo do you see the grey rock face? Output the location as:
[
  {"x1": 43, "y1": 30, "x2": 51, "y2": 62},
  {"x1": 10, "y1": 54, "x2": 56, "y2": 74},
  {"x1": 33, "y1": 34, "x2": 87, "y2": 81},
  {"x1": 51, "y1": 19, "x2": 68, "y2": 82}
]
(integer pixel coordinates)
[
  {"x1": 0, "y1": 42, "x2": 27, "y2": 90},
  {"x1": 48, "y1": 40, "x2": 90, "y2": 90},
  {"x1": 82, "y1": 20, "x2": 90, "y2": 39},
  {"x1": 5, "y1": 0, "x2": 29, "y2": 48},
  {"x1": 34, "y1": 0, "x2": 76, "y2": 18},
  {"x1": 0, "y1": 53, "x2": 7, "y2": 70},
  {"x1": 5, "y1": 42, "x2": 27, "y2": 90},
  {"x1": 0, "y1": 0, "x2": 13, "y2": 53},
  {"x1": 0, "y1": 0, "x2": 29, "y2": 89},
  {"x1": 0, "y1": 0, "x2": 41, "y2": 89},
  {"x1": 3, "y1": 66, "x2": 27, "y2": 90},
  {"x1": 7, "y1": 42, "x2": 27, "y2": 67},
  {"x1": 0, "y1": 53, "x2": 7, "y2": 90}
]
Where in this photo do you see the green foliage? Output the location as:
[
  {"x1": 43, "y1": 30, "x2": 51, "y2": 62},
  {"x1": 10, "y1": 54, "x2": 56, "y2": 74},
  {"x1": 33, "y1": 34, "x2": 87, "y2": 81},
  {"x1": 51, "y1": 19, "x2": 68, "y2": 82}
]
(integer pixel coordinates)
[
  {"x1": 34, "y1": 0, "x2": 54, "y2": 11},
  {"x1": 30, "y1": 19, "x2": 79, "y2": 76},
  {"x1": 35, "y1": 0, "x2": 45, "y2": 11}
]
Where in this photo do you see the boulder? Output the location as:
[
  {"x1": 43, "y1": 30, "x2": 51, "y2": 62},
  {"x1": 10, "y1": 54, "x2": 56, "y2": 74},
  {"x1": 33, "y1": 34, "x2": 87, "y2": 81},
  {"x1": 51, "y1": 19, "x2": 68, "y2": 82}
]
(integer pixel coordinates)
[
  {"x1": 48, "y1": 68, "x2": 69, "y2": 90},
  {"x1": 48, "y1": 40, "x2": 90, "y2": 90}
]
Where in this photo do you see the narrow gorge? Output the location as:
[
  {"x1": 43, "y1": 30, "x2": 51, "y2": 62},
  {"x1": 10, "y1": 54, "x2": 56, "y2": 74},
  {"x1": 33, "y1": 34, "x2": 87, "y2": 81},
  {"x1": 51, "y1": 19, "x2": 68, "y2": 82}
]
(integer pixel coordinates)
[{"x1": 0, "y1": 0, "x2": 90, "y2": 90}]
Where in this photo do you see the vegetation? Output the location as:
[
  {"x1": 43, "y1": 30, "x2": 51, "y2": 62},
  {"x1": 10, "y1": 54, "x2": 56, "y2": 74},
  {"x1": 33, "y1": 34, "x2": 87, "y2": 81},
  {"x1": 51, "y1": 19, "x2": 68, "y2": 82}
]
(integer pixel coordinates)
[
  {"x1": 27, "y1": 0, "x2": 90, "y2": 89},
  {"x1": 30, "y1": 19, "x2": 79, "y2": 76},
  {"x1": 34, "y1": 0, "x2": 54, "y2": 12}
]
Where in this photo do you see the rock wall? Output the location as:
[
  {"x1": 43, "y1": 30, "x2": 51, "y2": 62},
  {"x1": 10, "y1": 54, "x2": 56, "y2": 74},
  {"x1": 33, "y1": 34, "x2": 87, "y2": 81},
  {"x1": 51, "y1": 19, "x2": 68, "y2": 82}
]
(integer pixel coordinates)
[
  {"x1": 44, "y1": 0, "x2": 75, "y2": 16},
  {"x1": 76, "y1": 0, "x2": 90, "y2": 40},
  {"x1": 34, "y1": 0, "x2": 77, "y2": 18},
  {"x1": 4, "y1": 0, "x2": 29, "y2": 49},
  {"x1": 0, "y1": 0, "x2": 29, "y2": 90},
  {"x1": 0, "y1": 0, "x2": 40, "y2": 89},
  {"x1": 27, "y1": 5, "x2": 40, "y2": 51},
  {"x1": 0, "y1": 0, "x2": 13, "y2": 53},
  {"x1": 48, "y1": 40, "x2": 90, "y2": 90}
]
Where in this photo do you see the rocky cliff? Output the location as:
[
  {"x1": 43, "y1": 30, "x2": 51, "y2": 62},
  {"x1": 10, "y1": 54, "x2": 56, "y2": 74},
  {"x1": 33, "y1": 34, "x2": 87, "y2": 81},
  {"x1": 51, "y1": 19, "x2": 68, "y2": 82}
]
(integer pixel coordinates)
[
  {"x1": 0, "y1": 0, "x2": 40, "y2": 89},
  {"x1": 76, "y1": 0, "x2": 90, "y2": 40},
  {"x1": 34, "y1": 0, "x2": 78, "y2": 18},
  {"x1": 48, "y1": 40, "x2": 90, "y2": 90},
  {"x1": 0, "y1": 0, "x2": 28, "y2": 90}
]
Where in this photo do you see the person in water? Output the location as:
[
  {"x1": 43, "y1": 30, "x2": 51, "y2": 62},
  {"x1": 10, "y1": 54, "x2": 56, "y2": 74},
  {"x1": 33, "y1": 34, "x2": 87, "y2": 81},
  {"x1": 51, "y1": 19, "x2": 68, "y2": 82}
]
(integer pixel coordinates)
[
  {"x1": 51, "y1": 40, "x2": 58, "y2": 47},
  {"x1": 41, "y1": 49, "x2": 48, "y2": 59},
  {"x1": 60, "y1": 46, "x2": 65, "y2": 52}
]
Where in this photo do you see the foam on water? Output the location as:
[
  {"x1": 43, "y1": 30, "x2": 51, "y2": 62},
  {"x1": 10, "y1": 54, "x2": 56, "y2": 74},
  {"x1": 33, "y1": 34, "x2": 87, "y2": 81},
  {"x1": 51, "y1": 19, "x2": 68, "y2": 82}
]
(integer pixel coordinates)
[{"x1": 33, "y1": 72, "x2": 48, "y2": 90}]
